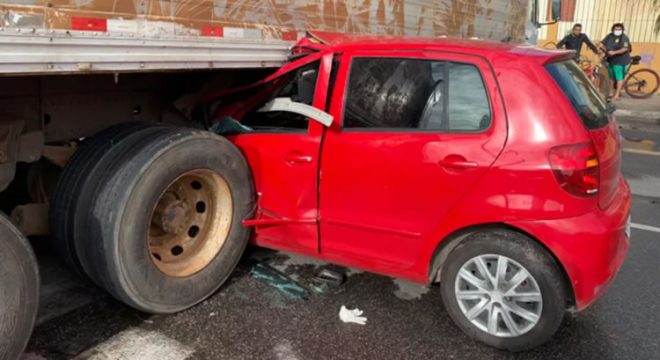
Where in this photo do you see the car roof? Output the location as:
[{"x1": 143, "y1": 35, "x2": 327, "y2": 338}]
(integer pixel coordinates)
[{"x1": 305, "y1": 31, "x2": 573, "y2": 65}]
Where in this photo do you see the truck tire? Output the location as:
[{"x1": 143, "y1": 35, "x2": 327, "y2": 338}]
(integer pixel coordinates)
[
  {"x1": 50, "y1": 122, "x2": 156, "y2": 276},
  {"x1": 0, "y1": 213, "x2": 39, "y2": 360},
  {"x1": 79, "y1": 128, "x2": 254, "y2": 313},
  {"x1": 439, "y1": 230, "x2": 566, "y2": 351}
]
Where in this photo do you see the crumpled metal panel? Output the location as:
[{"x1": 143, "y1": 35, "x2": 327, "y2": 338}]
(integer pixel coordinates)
[{"x1": 0, "y1": 0, "x2": 527, "y2": 42}]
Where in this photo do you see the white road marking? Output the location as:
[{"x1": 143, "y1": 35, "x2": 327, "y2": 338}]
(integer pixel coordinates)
[
  {"x1": 623, "y1": 148, "x2": 660, "y2": 157},
  {"x1": 631, "y1": 222, "x2": 660, "y2": 234},
  {"x1": 73, "y1": 328, "x2": 193, "y2": 360},
  {"x1": 616, "y1": 108, "x2": 660, "y2": 119}
]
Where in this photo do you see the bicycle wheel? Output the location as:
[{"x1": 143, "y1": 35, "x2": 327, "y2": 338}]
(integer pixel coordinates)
[
  {"x1": 594, "y1": 72, "x2": 611, "y2": 97},
  {"x1": 579, "y1": 56, "x2": 591, "y2": 69},
  {"x1": 542, "y1": 41, "x2": 557, "y2": 50},
  {"x1": 624, "y1": 68, "x2": 660, "y2": 99}
]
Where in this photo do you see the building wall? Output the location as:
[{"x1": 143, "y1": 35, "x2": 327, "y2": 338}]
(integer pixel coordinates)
[{"x1": 537, "y1": 0, "x2": 660, "y2": 74}]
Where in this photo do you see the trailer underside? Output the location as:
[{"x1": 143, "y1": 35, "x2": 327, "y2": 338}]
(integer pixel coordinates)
[{"x1": 0, "y1": 66, "x2": 274, "y2": 233}]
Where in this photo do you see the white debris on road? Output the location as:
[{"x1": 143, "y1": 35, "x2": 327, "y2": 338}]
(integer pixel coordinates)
[
  {"x1": 73, "y1": 328, "x2": 193, "y2": 360},
  {"x1": 392, "y1": 279, "x2": 430, "y2": 300},
  {"x1": 339, "y1": 306, "x2": 367, "y2": 325}
]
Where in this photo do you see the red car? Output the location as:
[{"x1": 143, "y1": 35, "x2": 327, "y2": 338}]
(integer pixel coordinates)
[{"x1": 52, "y1": 33, "x2": 630, "y2": 351}]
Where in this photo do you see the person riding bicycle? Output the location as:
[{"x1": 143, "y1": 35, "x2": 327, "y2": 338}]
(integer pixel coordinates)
[
  {"x1": 601, "y1": 23, "x2": 632, "y2": 101},
  {"x1": 557, "y1": 23, "x2": 600, "y2": 61}
]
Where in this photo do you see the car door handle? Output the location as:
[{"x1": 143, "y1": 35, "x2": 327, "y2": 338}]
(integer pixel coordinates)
[
  {"x1": 285, "y1": 154, "x2": 313, "y2": 164},
  {"x1": 439, "y1": 157, "x2": 478, "y2": 169}
]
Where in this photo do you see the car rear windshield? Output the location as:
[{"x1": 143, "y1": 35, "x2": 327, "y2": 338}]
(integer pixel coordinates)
[{"x1": 546, "y1": 60, "x2": 609, "y2": 129}]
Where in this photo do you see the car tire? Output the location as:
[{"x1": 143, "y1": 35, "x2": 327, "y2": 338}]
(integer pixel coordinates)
[
  {"x1": 50, "y1": 121, "x2": 156, "y2": 276},
  {"x1": 0, "y1": 213, "x2": 39, "y2": 360},
  {"x1": 79, "y1": 128, "x2": 254, "y2": 313},
  {"x1": 439, "y1": 230, "x2": 566, "y2": 351}
]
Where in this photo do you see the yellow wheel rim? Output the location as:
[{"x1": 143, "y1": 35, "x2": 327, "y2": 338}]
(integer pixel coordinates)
[{"x1": 148, "y1": 169, "x2": 232, "y2": 277}]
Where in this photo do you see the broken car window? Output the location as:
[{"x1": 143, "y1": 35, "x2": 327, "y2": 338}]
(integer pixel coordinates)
[{"x1": 240, "y1": 61, "x2": 320, "y2": 132}]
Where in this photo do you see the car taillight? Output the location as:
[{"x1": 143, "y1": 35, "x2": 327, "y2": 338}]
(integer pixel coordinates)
[{"x1": 549, "y1": 142, "x2": 599, "y2": 197}]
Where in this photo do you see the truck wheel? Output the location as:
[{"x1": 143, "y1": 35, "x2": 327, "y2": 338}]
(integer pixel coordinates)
[
  {"x1": 439, "y1": 230, "x2": 566, "y2": 351},
  {"x1": 80, "y1": 128, "x2": 254, "y2": 313},
  {"x1": 50, "y1": 122, "x2": 156, "y2": 276},
  {"x1": 0, "y1": 213, "x2": 39, "y2": 360}
]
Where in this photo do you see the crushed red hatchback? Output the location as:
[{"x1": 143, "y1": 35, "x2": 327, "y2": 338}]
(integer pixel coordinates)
[
  {"x1": 52, "y1": 33, "x2": 630, "y2": 352},
  {"x1": 225, "y1": 34, "x2": 630, "y2": 351}
]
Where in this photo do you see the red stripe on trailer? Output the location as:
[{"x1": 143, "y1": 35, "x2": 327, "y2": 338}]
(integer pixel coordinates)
[
  {"x1": 71, "y1": 17, "x2": 107, "y2": 32},
  {"x1": 201, "y1": 25, "x2": 224, "y2": 37},
  {"x1": 282, "y1": 31, "x2": 298, "y2": 41}
]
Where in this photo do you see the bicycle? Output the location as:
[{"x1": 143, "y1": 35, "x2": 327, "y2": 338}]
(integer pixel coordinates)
[
  {"x1": 623, "y1": 55, "x2": 659, "y2": 99},
  {"x1": 542, "y1": 41, "x2": 558, "y2": 50},
  {"x1": 579, "y1": 56, "x2": 610, "y2": 97}
]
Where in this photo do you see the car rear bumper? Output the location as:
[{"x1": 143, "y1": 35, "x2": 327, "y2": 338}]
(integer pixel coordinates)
[{"x1": 509, "y1": 177, "x2": 631, "y2": 310}]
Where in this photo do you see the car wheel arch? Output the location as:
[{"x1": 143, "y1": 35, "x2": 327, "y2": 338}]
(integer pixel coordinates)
[{"x1": 427, "y1": 222, "x2": 576, "y2": 310}]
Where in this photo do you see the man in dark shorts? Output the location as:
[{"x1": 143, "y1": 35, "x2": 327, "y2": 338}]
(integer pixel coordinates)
[
  {"x1": 601, "y1": 23, "x2": 632, "y2": 101},
  {"x1": 557, "y1": 23, "x2": 600, "y2": 61}
]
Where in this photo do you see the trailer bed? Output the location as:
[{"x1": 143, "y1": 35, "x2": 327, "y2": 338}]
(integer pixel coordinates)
[{"x1": 0, "y1": 0, "x2": 528, "y2": 75}]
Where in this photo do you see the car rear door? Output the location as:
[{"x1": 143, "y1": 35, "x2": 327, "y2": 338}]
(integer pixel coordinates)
[{"x1": 319, "y1": 50, "x2": 507, "y2": 273}]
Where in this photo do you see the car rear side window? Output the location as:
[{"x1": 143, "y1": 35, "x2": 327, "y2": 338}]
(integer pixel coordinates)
[
  {"x1": 447, "y1": 63, "x2": 491, "y2": 131},
  {"x1": 343, "y1": 58, "x2": 491, "y2": 131},
  {"x1": 546, "y1": 60, "x2": 609, "y2": 129}
]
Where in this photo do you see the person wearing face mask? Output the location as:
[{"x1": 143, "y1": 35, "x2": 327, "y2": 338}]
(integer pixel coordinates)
[
  {"x1": 601, "y1": 23, "x2": 632, "y2": 101},
  {"x1": 557, "y1": 23, "x2": 600, "y2": 61}
]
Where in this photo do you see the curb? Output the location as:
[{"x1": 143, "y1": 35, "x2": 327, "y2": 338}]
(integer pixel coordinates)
[{"x1": 615, "y1": 109, "x2": 660, "y2": 125}]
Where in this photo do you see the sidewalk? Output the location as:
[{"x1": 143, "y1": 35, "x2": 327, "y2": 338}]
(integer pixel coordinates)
[
  {"x1": 614, "y1": 94, "x2": 660, "y2": 153},
  {"x1": 615, "y1": 95, "x2": 660, "y2": 125}
]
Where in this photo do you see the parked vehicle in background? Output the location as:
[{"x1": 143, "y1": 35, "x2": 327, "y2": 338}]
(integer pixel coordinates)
[{"x1": 0, "y1": 0, "x2": 564, "y2": 357}]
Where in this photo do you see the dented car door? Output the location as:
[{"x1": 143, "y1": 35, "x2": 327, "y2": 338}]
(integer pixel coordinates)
[{"x1": 228, "y1": 54, "x2": 333, "y2": 256}]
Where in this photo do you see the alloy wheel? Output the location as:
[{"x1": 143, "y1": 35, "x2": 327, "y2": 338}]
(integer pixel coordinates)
[{"x1": 454, "y1": 254, "x2": 543, "y2": 337}]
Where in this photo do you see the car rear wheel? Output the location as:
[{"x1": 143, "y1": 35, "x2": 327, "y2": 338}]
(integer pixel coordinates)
[
  {"x1": 0, "y1": 213, "x2": 39, "y2": 360},
  {"x1": 78, "y1": 128, "x2": 254, "y2": 313},
  {"x1": 439, "y1": 230, "x2": 566, "y2": 351}
]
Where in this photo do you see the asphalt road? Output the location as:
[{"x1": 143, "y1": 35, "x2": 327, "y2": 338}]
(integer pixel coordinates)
[{"x1": 23, "y1": 125, "x2": 660, "y2": 360}]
